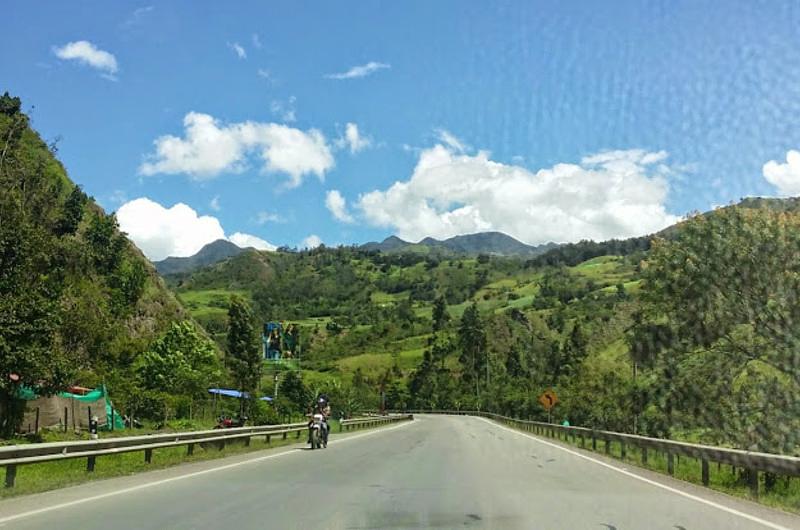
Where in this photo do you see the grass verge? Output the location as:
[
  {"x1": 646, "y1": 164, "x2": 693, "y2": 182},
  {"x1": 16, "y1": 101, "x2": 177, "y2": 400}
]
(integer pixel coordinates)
[
  {"x1": 1, "y1": 419, "x2": 351, "y2": 499},
  {"x1": 508, "y1": 424, "x2": 800, "y2": 515}
]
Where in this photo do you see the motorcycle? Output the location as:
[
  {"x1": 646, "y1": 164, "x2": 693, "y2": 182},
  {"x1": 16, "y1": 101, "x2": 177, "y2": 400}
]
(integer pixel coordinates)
[
  {"x1": 214, "y1": 414, "x2": 247, "y2": 429},
  {"x1": 309, "y1": 412, "x2": 327, "y2": 449}
]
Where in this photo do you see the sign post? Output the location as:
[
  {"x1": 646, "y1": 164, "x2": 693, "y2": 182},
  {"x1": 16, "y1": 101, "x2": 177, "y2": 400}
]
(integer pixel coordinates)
[{"x1": 538, "y1": 389, "x2": 558, "y2": 423}]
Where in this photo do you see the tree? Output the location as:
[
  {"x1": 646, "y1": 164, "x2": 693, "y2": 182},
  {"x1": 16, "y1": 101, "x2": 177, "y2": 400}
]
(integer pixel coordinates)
[
  {"x1": 137, "y1": 321, "x2": 220, "y2": 397},
  {"x1": 637, "y1": 206, "x2": 800, "y2": 450},
  {"x1": 432, "y1": 295, "x2": 450, "y2": 332},
  {"x1": 458, "y1": 303, "x2": 487, "y2": 398},
  {"x1": 55, "y1": 185, "x2": 87, "y2": 236},
  {"x1": 278, "y1": 371, "x2": 309, "y2": 414},
  {"x1": 85, "y1": 212, "x2": 126, "y2": 274},
  {"x1": 226, "y1": 296, "x2": 262, "y2": 405}
]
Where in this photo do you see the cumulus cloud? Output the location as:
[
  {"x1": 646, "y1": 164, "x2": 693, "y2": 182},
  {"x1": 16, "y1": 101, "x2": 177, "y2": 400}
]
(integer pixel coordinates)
[
  {"x1": 53, "y1": 41, "x2": 118, "y2": 77},
  {"x1": 301, "y1": 235, "x2": 323, "y2": 249},
  {"x1": 228, "y1": 42, "x2": 246, "y2": 59},
  {"x1": 357, "y1": 143, "x2": 680, "y2": 244},
  {"x1": 336, "y1": 123, "x2": 371, "y2": 154},
  {"x1": 139, "y1": 112, "x2": 334, "y2": 187},
  {"x1": 117, "y1": 197, "x2": 276, "y2": 260},
  {"x1": 209, "y1": 195, "x2": 221, "y2": 211},
  {"x1": 251, "y1": 33, "x2": 262, "y2": 49},
  {"x1": 229, "y1": 232, "x2": 276, "y2": 251},
  {"x1": 763, "y1": 150, "x2": 800, "y2": 197},
  {"x1": 325, "y1": 190, "x2": 354, "y2": 223},
  {"x1": 325, "y1": 61, "x2": 390, "y2": 80}
]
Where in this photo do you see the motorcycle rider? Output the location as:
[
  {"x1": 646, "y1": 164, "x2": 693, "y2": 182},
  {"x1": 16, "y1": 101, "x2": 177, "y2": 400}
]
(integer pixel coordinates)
[{"x1": 307, "y1": 393, "x2": 331, "y2": 446}]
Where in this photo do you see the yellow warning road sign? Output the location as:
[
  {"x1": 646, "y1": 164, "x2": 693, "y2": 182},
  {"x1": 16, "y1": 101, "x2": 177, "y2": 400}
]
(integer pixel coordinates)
[{"x1": 538, "y1": 389, "x2": 558, "y2": 411}]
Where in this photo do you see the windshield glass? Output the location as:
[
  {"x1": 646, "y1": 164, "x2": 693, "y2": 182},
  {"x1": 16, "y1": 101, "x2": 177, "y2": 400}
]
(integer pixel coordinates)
[{"x1": 1, "y1": 2, "x2": 799, "y2": 529}]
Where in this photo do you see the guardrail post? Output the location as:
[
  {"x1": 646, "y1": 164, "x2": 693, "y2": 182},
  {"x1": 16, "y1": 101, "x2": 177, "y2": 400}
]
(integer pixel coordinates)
[
  {"x1": 5, "y1": 465, "x2": 17, "y2": 488},
  {"x1": 591, "y1": 431, "x2": 597, "y2": 451},
  {"x1": 701, "y1": 459, "x2": 709, "y2": 486},
  {"x1": 620, "y1": 441, "x2": 626, "y2": 460},
  {"x1": 244, "y1": 436, "x2": 251, "y2": 447},
  {"x1": 641, "y1": 447, "x2": 648, "y2": 466},
  {"x1": 748, "y1": 469, "x2": 759, "y2": 499},
  {"x1": 580, "y1": 434, "x2": 585, "y2": 448},
  {"x1": 295, "y1": 430, "x2": 300, "y2": 439},
  {"x1": 187, "y1": 443, "x2": 194, "y2": 456},
  {"x1": 282, "y1": 431, "x2": 287, "y2": 440},
  {"x1": 266, "y1": 434, "x2": 271, "y2": 444},
  {"x1": 144, "y1": 449, "x2": 153, "y2": 463},
  {"x1": 87, "y1": 456, "x2": 96, "y2": 472},
  {"x1": 604, "y1": 440, "x2": 610, "y2": 455},
  {"x1": 667, "y1": 453, "x2": 674, "y2": 475}
]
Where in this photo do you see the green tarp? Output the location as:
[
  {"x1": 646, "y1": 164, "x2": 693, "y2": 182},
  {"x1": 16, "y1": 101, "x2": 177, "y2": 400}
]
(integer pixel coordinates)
[{"x1": 17, "y1": 385, "x2": 125, "y2": 431}]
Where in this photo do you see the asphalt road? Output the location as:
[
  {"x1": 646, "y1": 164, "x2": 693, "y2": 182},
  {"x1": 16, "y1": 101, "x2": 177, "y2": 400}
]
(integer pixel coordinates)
[{"x1": 1, "y1": 415, "x2": 799, "y2": 529}]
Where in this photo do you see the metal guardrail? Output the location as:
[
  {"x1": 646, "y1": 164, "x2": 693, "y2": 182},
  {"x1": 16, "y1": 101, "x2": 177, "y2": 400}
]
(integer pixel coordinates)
[
  {"x1": 401, "y1": 410, "x2": 800, "y2": 498},
  {"x1": 0, "y1": 414, "x2": 413, "y2": 488}
]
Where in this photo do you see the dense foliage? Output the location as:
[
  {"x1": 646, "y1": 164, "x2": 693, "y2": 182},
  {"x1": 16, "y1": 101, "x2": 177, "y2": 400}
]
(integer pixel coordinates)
[{"x1": 0, "y1": 97, "x2": 210, "y2": 434}]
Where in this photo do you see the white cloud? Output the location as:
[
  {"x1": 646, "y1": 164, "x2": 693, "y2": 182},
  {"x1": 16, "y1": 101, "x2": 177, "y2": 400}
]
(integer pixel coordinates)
[
  {"x1": 257, "y1": 69, "x2": 274, "y2": 84},
  {"x1": 255, "y1": 211, "x2": 285, "y2": 225},
  {"x1": 229, "y1": 232, "x2": 276, "y2": 251},
  {"x1": 117, "y1": 198, "x2": 226, "y2": 261},
  {"x1": 325, "y1": 190, "x2": 354, "y2": 223},
  {"x1": 139, "y1": 112, "x2": 334, "y2": 187},
  {"x1": 301, "y1": 234, "x2": 323, "y2": 249},
  {"x1": 325, "y1": 61, "x2": 390, "y2": 80},
  {"x1": 228, "y1": 42, "x2": 246, "y2": 59},
  {"x1": 270, "y1": 97, "x2": 296, "y2": 123},
  {"x1": 251, "y1": 33, "x2": 262, "y2": 49},
  {"x1": 209, "y1": 195, "x2": 221, "y2": 211},
  {"x1": 763, "y1": 150, "x2": 800, "y2": 197},
  {"x1": 335, "y1": 123, "x2": 371, "y2": 154},
  {"x1": 435, "y1": 129, "x2": 466, "y2": 152},
  {"x1": 117, "y1": 197, "x2": 276, "y2": 260},
  {"x1": 53, "y1": 41, "x2": 118, "y2": 76},
  {"x1": 121, "y1": 6, "x2": 154, "y2": 28},
  {"x1": 357, "y1": 142, "x2": 680, "y2": 245}
]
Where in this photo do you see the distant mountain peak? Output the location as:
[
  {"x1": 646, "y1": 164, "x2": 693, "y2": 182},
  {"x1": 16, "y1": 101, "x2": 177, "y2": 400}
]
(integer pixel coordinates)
[{"x1": 154, "y1": 239, "x2": 248, "y2": 275}]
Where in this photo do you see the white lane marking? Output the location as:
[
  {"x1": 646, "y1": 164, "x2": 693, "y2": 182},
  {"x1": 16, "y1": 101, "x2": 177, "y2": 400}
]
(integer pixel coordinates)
[
  {"x1": 474, "y1": 416, "x2": 793, "y2": 530},
  {"x1": 0, "y1": 419, "x2": 415, "y2": 525}
]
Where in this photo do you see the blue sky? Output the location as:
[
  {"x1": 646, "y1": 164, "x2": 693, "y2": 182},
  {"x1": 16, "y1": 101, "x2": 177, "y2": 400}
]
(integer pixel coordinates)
[{"x1": 3, "y1": 1, "x2": 800, "y2": 259}]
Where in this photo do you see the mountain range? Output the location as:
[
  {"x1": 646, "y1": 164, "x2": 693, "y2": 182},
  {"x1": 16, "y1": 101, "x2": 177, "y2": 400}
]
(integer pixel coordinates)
[{"x1": 154, "y1": 231, "x2": 558, "y2": 275}]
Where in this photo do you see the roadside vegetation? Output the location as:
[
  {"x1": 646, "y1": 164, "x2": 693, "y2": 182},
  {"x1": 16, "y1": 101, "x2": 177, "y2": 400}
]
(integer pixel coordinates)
[{"x1": 1, "y1": 93, "x2": 798, "y2": 510}]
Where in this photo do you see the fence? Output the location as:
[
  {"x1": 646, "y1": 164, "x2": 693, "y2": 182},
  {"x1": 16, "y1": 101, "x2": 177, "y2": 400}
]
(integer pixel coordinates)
[
  {"x1": 402, "y1": 410, "x2": 800, "y2": 498},
  {"x1": 1, "y1": 414, "x2": 413, "y2": 488}
]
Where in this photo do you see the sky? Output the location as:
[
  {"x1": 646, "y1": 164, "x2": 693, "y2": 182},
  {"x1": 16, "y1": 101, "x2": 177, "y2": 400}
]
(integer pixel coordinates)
[{"x1": 3, "y1": 1, "x2": 800, "y2": 260}]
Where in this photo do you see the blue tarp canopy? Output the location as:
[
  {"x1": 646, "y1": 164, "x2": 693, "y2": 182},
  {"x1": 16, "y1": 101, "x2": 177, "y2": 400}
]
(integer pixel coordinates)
[
  {"x1": 208, "y1": 388, "x2": 250, "y2": 399},
  {"x1": 259, "y1": 396, "x2": 273, "y2": 402}
]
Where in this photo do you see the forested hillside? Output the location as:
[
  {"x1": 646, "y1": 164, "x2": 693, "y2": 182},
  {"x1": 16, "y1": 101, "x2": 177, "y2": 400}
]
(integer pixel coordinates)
[
  {"x1": 169, "y1": 202, "x2": 800, "y2": 456},
  {"x1": 0, "y1": 95, "x2": 223, "y2": 435}
]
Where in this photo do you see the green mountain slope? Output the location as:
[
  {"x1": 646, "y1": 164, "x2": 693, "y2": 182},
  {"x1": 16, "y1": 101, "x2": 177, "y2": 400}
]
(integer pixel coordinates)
[{"x1": 0, "y1": 94, "x2": 201, "y2": 434}]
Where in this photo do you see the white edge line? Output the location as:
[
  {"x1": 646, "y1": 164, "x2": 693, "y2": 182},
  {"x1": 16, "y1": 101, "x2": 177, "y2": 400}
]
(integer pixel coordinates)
[
  {"x1": 0, "y1": 419, "x2": 415, "y2": 525},
  {"x1": 474, "y1": 416, "x2": 793, "y2": 530}
]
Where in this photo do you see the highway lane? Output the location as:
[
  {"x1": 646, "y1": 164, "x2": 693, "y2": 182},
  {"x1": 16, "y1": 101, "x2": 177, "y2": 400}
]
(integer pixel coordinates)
[{"x1": 1, "y1": 415, "x2": 799, "y2": 529}]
